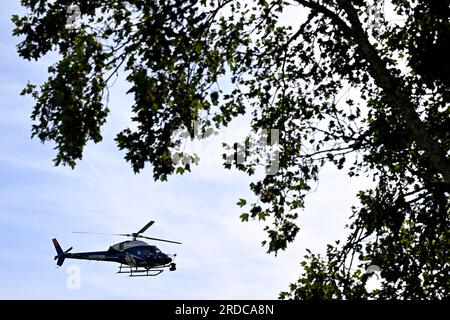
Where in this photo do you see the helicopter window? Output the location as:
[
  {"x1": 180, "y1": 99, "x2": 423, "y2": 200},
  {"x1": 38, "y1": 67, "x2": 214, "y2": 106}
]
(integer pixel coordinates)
[{"x1": 151, "y1": 246, "x2": 161, "y2": 253}]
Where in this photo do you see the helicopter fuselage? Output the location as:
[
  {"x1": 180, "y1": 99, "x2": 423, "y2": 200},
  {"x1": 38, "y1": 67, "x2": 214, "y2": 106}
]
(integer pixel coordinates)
[
  {"x1": 53, "y1": 220, "x2": 180, "y2": 276},
  {"x1": 54, "y1": 240, "x2": 173, "y2": 268}
]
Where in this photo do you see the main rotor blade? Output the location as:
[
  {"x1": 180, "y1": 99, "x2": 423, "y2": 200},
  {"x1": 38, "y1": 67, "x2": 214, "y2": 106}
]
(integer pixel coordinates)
[
  {"x1": 73, "y1": 231, "x2": 115, "y2": 235},
  {"x1": 73, "y1": 232, "x2": 129, "y2": 237},
  {"x1": 116, "y1": 233, "x2": 134, "y2": 237},
  {"x1": 136, "y1": 220, "x2": 155, "y2": 235},
  {"x1": 138, "y1": 235, "x2": 182, "y2": 244}
]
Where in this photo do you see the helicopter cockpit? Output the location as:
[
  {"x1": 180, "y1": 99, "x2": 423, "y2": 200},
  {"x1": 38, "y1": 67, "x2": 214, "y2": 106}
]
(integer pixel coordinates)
[
  {"x1": 141, "y1": 246, "x2": 161, "y2": 257},
  {"x1": 110, "y1": 240, "x2": 149, "y2": 252}
]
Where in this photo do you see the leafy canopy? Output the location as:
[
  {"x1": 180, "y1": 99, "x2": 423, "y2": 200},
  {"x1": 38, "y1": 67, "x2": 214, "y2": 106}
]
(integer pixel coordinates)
[{"x1": 13, "y1": 0, "x2": 449, "y2": 299}]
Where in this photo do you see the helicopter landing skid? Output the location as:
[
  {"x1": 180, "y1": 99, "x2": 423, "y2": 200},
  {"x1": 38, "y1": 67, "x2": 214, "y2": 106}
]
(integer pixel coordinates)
[{"x1": 117, "y1": 265, "x2": 164, "y2": 277}]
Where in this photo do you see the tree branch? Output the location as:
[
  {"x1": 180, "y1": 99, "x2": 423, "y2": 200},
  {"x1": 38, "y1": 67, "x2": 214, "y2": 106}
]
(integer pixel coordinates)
[
  {"x1": 338, "y1": 0, "x2": 450, "y2": 183},
  {"x1": 295, "y1": 0, "x2": 450, "y2": 182},
  {"x1": 295, "y1": 0, "x2": 353, "y2": 35}
]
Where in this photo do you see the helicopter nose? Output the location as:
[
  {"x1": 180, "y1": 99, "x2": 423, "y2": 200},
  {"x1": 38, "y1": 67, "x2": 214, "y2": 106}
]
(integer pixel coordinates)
[
  {"x1": 165, "y1": 255, "x2": 172, "y2": 264},
  {"x1": 161, "y1": 253, "x2": 172, "y2": 264}
]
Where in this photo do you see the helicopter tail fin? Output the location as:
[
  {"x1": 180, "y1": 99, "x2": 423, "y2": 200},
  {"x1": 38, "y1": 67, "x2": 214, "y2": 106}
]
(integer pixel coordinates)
[
  {"x1": 53, "y1": 238, "x2": 63, "y2": 255},
  {"x1": 52, "y1": 238, "x2": 68, "y2": 266}
]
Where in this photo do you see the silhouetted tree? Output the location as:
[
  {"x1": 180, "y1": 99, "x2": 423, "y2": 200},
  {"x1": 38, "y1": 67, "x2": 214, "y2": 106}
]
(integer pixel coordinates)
[{"x1": 13, "y1": 0, "x2": 449, "y2": 299}]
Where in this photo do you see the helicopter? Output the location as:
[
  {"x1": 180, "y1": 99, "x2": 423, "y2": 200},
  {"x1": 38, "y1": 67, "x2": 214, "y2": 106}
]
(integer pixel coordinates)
[{"x1": 52, "y1": 220, "x2": 181, "y2": 277}]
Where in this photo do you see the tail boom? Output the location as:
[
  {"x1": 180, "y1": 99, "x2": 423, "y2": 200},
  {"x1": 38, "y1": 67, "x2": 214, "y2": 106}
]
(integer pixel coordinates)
[{"x1": 52, "y1": 239, "x2": 122, "y2": 266}]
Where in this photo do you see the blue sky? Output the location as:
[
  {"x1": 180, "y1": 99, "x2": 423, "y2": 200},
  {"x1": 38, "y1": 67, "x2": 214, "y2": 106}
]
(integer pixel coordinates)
[{"x1": 0, "y1": 1, "x2": 373, "y2": 299}]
